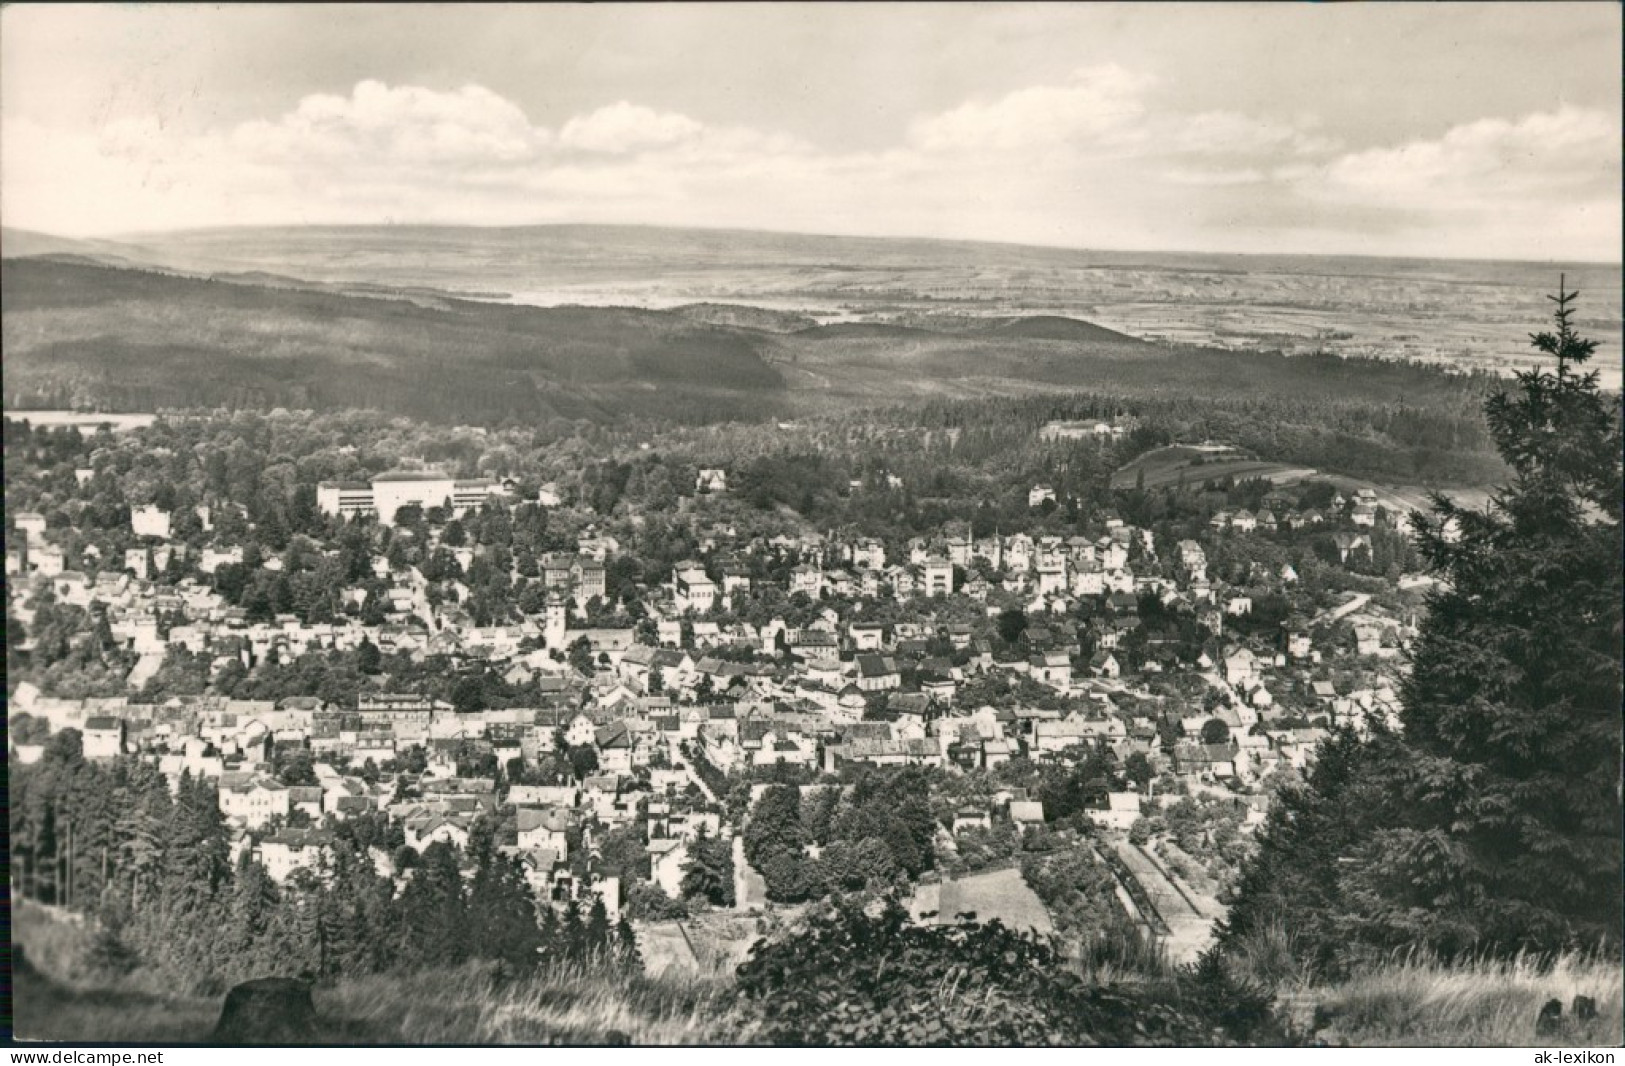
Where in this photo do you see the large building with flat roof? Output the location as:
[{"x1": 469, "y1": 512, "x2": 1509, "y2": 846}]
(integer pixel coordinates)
[{"x1": 317, "y1": 470, "x2": 496, "y2": 525}]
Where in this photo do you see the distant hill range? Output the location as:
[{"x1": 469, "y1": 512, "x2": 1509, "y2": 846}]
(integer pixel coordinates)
[{"x1": 0, "y1": 223, "x2": 1543, "y2": 429}]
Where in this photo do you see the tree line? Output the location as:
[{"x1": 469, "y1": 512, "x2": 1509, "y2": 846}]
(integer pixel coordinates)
[{"x1": 11, "y1": 731, "x2": 639, "y2": 993}]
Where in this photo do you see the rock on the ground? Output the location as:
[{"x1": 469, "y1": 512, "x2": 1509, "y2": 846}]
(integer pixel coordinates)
[{"x1": 212, "y1": 977, "x2": 318, "y2": 1044}]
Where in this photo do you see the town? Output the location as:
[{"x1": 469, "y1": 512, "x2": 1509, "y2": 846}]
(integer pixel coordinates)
[
  {"x1": 5, "y1": 402, "x2": 1429, "y2": 969},
  {"x1": 7, "y1": 1, "x2": 1621, "y2": 1045}
]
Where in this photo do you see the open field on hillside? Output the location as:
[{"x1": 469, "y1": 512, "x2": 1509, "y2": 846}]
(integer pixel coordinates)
[
  {"x1": 1110, "y1": 444, "x2": 1496, "y2": 512},
  {"x1": 637, "y1": 914, "x2": 764, "y2": 978},
  {"x1": 908, "y1": 866, "x2": 1055, "y2": 937},
  {"x1": 1112, "y1": 451, "x2": 1319, "y2": 492}
]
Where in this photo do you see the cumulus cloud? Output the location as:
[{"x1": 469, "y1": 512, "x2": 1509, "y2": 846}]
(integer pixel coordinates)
[
  {"x1": 908, "y1": 64, "x2": 1152, "y2": 152},
  {"x1": 906, "y1": 65, "x2": 1333, "y2": 167},
  {"x1": 229, "y1": 80, "x2": 550, "y2": 167},
  {"x1": 558, "y1": 102, "x2": 704, "y2": 153},
  {"x1": 1314, "y1": 106, "x2": 1618, "y2": 209},
  {"x1": 1286, "y1": 106, "x2": 1622, "y2": 259}
]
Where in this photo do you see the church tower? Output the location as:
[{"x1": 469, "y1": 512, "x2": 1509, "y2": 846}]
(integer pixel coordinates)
[{"x1": 544, "y1": 592, "x2": 568, "y2": 650}]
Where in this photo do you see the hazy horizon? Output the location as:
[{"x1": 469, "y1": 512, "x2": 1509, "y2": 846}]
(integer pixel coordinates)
[
  {"x1": 9, "y1": 220, "x2": 1621, "y2": 270},
  {"x1": 3, "y1": 4, "x2": 1619, "y2": 262}
]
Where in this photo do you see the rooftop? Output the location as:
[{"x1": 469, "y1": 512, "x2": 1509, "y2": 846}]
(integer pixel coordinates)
[{"x1": 372, "y1": 469, "x2": 454, "y2": 483}]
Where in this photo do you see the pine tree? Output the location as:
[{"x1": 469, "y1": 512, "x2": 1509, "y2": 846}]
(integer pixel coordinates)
[
  {"x1": 585, "y1": 897, "x2": 613, "y2": 965},
  {"x1": 537, "y1": 902, "x2": 562, "y2": 967},
  {"x1": 395, "y1": 841, "x2": 470, "y2": 969},
  {"x1": 266, "y1": 870, "x2": 326, "y2": 979},
  {"x1": 1223, "y1": 285, "x2": 1623, "y2": 967},
  {"x1": 316, "y1": 844, "x2": 397, "y2": 978},
  {"x1": 467, "y1": 846, "x2": 543, "y2": 973},
  {"x1": 1350, "y1": 283, "x2": 1623, "y2": 955},
  {"x1": 155, "y1": 774, "x2": 232, "y2": 980},
  {"x1": 225, "y1": 856, "x2": 282, "y2": 980},
  {"x1": 678, "y1": 824, "x2": 734, "y2": 907},
  {"x1": 615, "y1": 914, "x2": 642, "y2": 973},
  {"x1": 559, "y1": 898, "x2": 586, "y2": 962},
  {"x1": 116, "y1": 768, "x2": 172, "y2": 913},
  {"x1": 1216, "y1": 725, "x2": 1401, "y2": 974}
]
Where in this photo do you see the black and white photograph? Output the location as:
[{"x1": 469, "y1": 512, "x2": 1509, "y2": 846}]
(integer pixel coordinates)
[{"x1": 2, "y1": 1, "x2": 1621, "y2": 1050}]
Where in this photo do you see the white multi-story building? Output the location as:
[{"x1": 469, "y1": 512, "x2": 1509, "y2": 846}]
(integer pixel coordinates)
[
  {"x1": 131, "y1": 505, "x2": 172, "y2": 540},
  {"x1": 218, "y1": 776, "x2": 291, "y2": 829},
  {"x1": 315, "y1": 480, "x2": 375, "y2": 519},
  {"x1": 921, "y1": 556, "x2": 954, "y2": 597},
  {"x1": 673, "y1": 567, "x2": 717, "y2": 614},
  {"x1": 851, "y1": 539, "x2": 887, "y2": 571},
  {"x1": 259, "y1": 830, "x2": 334, "y2": 883},
  {"x1": 317, "y1": 470, "x2": 496, "y2": 525},
  {"x1": 790, "y1": 564, "x2": 824, "y2": 599},
  {"x1": 82, "y1": 717, "x2": 125, "y2": 759}
]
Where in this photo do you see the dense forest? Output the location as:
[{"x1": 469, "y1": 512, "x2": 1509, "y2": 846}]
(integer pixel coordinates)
[
  {"x1": 10, "y1": 731, "x2": 638, "y2": 994},
  {"x1": 1, "y1": 258, "x2": 788, "y2": 425},
  {"x1": 5, "y1": 255, "x2": 1514, "y2": 476}
]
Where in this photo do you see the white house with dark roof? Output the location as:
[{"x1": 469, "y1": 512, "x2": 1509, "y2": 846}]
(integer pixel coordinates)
[
  {"x1": 82, "y1": 716, "x2": 125, "y2": 759},
  {"x1": 855, "y1": 654, "x2": 901, "y2": 692},
  {"x1": 648, "y1": 837, "x2": 689, "y2": 896},
  {"x1": 218, "y1": 775, "x2": 290, "y2": 828},
  {"x1": 517, "y1": 808, "x2": 573, "y2": 854},
  {"x1": 259, "y1": 829, "x2": 335, "y2": 883}
]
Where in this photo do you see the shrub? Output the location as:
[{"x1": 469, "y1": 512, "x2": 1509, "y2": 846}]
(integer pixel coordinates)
[
  {"x1": 732, "y1": 895, "x2": 1284, "y2": 1046},
  {"x1": 624, "y1": 882, "x2": 689, "y2": 921}
]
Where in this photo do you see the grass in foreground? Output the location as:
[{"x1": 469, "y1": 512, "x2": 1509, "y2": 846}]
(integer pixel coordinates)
[
  {"x1": 315, "y1": 964, "x2": 749, "y2": 1045},
  {"x1": 1229, "y1": 921, "x2": 1622, "y2": 1047},
  {"x1": 15, "y1": 954, "x2": 747, "y2": 1045},
  {"x1": 1304, "y1": 950, "x2": 1623, "y2": 1048},
  {"x1": 11, "y1": 900, "x2": 747, "y2": 1045},
  {"x1": 15, "y1": 899, "x2": 1619, "y2": 1046}
]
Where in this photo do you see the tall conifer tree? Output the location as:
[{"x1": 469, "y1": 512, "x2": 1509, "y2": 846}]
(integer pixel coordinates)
[{"x1": 1224, "y1": 285, "x2": 1623, "y2": 968}]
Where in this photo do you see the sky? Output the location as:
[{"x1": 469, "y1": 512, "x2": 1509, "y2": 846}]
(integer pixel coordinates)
[{"x1": 1, "y1": 3, "x2": 1620, "y2": 261}]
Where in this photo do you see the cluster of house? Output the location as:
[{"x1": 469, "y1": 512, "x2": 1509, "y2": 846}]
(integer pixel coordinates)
[
  {"x1": 1211, "y1": 487, "x2": 1388, "y2": 533},
  {"x1": 10, "y1": 563, "x2": 1405, "y2": 902},
  {"x1": 8, "y1": 453, "x2": 1420, "y2": 914}
]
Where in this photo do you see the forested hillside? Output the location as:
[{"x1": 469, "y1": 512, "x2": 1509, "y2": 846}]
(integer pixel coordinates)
[
  {"x1": 2, "y1": 258, "x2": 787, "y2": 425},
  {"x1": 5, "y1": 254, "x2": 1512, "y2": 491}
]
